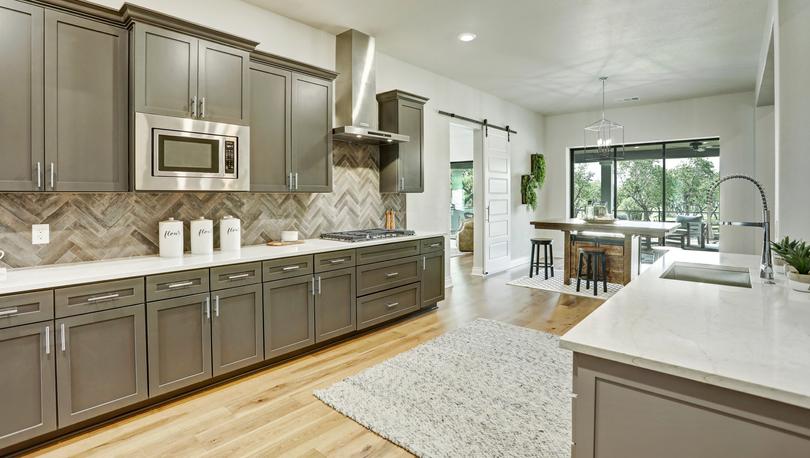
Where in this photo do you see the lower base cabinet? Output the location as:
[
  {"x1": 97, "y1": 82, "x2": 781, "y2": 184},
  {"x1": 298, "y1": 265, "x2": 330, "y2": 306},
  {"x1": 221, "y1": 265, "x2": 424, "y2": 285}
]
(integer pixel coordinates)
[
  {"x1": 147, "y1": 293, "x2": 212, "y2": 397},
  {"x1": 357, "y1": 283, "x2": 421, "y2": 330},
  {"x1": 55, "y1": 305, "x2": 148, "y2": 427},
  {"x1": 0, "y1": 323, "x2": 56, "y2": 449},
  {"x1": 263, "y1": 276, "x2": 315, "y2": 359},
  {"x1": 211, "y1": 284, "x2": 263, "y2": 376},
  {"x1": 421, "y1": 251, "x2": 445, "y2": 308},
  {"x1": 315, "y1": 267, "x2": 356, "y2": 343}
]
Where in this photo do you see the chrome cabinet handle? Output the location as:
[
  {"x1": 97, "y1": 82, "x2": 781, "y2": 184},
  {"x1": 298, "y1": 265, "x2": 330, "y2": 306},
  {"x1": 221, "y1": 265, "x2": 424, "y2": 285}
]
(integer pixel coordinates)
[
  {"x1": 400, "y1": 177, "x2": 405, "y2": 191},
  {"x1": 60, "y1": 323, "x2": 66, "y2": 352},
  {"x1": 227, "y1": 273, "x2": 250, "y2": 280},
  {"x1": 36, "y1": 162, "x2": 42, "y2": 189},
  {"x1": 86, "y1": 293, "x2": 120, "y2": 303},
  {"x1": 423, "y1": 256, "x2": 426, "y2": 271},
  {"x1": 329, "y1": 258, "x2": 346, "y2": 264},
  {"x1": 311, "y1": 276, "x2": 316, "y2": 295},
  {"x1": 386, "y1": 302, "x2": 399, "y2": 309},
  {"x1": 288, "y1": 172, "x2": 293, "y2": 191},
  {"x1": 192, "y1": 96, "x2": 198, "y2": 118},
  {"x1": 385, "y1": 272, "x2": 399, "y2": 278},
  {"x1": 168, "y1": 281, "x2": 194, "y2": 289},
  {"x1": 214, "y1": 295, "x2": 220, "y2": 317},
  {"x1": 0, "y1": 308, "x2": 18, "y2": 316},
  {"x1": 429, "y1": 243, "x2": 440, "y2": 247},
  {"x1": 294, "y1": 173, "x2": 299, "y2": 190},
  {"x1": 282, "y1": 265, "x2": 301, "y2": 271},
  {"x1": 45, "y1": 326, "x2": 50, "y2": 355},
  {"x1": 204, "y1": 296, "x2": 211, "y2": 320},
  {"x1": 49, "y1": 163, "x2": 55, "y2": 190},
  {"x1": 200, "y1": 97, "x2": 206, "y2": 118},
  {"x1": 317, "y1": 276, "x2": 321, "y2": 294}
]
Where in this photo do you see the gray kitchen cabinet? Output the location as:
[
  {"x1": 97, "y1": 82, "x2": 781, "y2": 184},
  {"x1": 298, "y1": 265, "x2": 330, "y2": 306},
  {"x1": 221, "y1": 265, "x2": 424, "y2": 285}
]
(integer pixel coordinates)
[
  {"x1": 263, "y1": 275, "x2": 315, "y2": 359},
  {"x1": 55, "y1": 305, "x2": 147, "y2": 427},
  {"x1": 250, "y1": 62, "x2": 292, "y2": 192},
  {"x1": 291, "y1": 72, "x2": 333, "y2": 192},
  {"x1": 0, "y1": 290, "x2": 54, "y2": 330},
  {"x1": 356, "y1": 255, "x2": 422, "y2": 297},
  {"x1": 211, "y1": 284, "x2": 263, "y2": 376},
  {"x1": 0, "y1": 0, "x2": 43, "y2": 191},
  {"x1": 0, "y1": 322, "x2": 56, "y2": 449},
  {"x1": 421, "y1": 250, "x2": 445, "y2": 308},
  {"x1": 132, "y1": 23, "x2": 249, "y2": 125},
  {"x1": 147, "y1": 293, "x2": 212, "y2": 396},
  {"x1": 377, "y1": 90, "x2": 428, "y2": 193},
  {"x1": 44, "y1": 10, "x2": 128, "y2": 191},
  {"x1": 314, "y1": 267, "x2": 356, "y2": 343},
  {"x1": 357, "y1": 283, "x2": 421, "y2": 331}
]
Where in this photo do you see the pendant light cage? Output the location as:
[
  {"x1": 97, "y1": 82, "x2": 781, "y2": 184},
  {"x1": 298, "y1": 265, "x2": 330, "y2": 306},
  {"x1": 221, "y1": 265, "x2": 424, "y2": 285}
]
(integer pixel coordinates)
[{"x1": 584, "y1": 77, "x2": 624, "y2": 158}]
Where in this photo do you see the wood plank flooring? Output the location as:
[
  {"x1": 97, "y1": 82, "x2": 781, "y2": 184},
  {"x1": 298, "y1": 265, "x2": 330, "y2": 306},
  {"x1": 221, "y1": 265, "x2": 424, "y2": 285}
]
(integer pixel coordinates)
[{"x1": 28, "y1": 254, "x2": 602, "y2": 458}]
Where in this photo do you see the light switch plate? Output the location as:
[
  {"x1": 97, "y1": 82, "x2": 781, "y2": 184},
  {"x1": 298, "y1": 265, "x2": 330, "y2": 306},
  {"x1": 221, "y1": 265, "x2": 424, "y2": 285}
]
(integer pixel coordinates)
[{"x1": 32, "y1": 224, "x2": 49, "y2": 245}]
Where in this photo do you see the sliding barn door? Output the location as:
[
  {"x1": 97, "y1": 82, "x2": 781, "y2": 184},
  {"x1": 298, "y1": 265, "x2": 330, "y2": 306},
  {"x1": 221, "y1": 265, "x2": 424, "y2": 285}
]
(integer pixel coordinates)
[{"x1": 482, "y1": 128, "x2": 511, "y2": 275}]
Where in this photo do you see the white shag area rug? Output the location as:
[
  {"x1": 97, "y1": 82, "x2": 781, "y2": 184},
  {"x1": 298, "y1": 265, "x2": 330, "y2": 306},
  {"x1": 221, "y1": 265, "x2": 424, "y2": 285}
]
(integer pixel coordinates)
[
  {"x1": 313, "y1": 319, "x2": 572, "y2": 458},
  {"x1": 508, "y1": 273, "x2": 622, "y2": 300}
]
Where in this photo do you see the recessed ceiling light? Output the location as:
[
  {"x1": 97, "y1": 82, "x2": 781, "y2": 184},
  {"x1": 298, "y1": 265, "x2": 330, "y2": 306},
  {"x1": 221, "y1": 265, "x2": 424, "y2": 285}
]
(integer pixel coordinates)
[{"x1": 457, "y1": 32, "x2": 477, "y2": 42}]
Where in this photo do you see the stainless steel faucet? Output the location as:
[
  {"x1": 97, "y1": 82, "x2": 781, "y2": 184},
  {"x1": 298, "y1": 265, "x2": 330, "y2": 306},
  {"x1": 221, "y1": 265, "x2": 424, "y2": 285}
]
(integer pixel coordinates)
[{"x1": 706, "y1": 175, "x2": 774, "y2": 282}]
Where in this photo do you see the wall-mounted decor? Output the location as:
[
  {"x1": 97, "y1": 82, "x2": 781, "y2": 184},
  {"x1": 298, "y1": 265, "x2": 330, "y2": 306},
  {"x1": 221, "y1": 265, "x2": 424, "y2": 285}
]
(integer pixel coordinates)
[{"x1": 521, "y1": 153, "x2": 546, "y2": 210}]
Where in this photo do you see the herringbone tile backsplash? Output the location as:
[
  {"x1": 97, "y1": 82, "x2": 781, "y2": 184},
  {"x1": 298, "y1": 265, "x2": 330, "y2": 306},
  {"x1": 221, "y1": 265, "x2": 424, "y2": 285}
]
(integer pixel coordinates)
[{"x1": 0, "y1": 142, "x2": 405, "y2": 268}]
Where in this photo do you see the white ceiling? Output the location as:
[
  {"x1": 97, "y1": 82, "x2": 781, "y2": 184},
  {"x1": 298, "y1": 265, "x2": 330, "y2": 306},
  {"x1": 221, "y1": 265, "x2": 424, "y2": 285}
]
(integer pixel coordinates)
[{"x1": 246, "y1": 0, "x2": 769, "y2": 115}]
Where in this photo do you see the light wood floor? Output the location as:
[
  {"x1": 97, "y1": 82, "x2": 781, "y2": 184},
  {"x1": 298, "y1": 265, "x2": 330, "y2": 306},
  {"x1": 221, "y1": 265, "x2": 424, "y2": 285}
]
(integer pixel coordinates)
[{"x1": 29, "y1": 255, "x2": 602, "y2": 458}]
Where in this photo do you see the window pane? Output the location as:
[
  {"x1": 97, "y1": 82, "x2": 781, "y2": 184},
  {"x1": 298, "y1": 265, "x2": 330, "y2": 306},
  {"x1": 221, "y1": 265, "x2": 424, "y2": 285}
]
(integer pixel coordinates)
[
  {"x1": 616, "y1": 143, "x2": 664, "y2": 221},
  {"x1": 572, "y1": 149, "x2": 613, "y2": 218},
  {"x1": 664, "y1": 140, "x2": 720, "y2": 247}
]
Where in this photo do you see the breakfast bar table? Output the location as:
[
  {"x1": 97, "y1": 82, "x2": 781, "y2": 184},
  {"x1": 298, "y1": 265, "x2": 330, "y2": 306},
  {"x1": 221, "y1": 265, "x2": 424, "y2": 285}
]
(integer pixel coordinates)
[{"x1": 530, "y1": 218, "x2": 679, "y2": 285}]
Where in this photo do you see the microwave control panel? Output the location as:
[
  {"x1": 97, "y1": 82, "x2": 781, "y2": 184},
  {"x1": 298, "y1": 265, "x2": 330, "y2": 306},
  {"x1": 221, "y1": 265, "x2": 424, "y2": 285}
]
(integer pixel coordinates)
[{"x1": 224, "y1": 140, "x2": 236, "y2": 174}]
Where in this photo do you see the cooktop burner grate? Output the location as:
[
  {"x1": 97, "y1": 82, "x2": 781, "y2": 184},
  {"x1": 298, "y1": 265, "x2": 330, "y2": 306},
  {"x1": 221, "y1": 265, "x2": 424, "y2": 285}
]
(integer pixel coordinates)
[{"x1": 320, "y1": 229, "x2": 416, "y2": 242}]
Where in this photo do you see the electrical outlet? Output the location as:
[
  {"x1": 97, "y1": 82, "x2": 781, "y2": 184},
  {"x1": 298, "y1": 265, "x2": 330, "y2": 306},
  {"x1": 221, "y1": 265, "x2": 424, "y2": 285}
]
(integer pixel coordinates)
[{"x1": 32, "y1": 224, "x2": 49, "y2": 245}]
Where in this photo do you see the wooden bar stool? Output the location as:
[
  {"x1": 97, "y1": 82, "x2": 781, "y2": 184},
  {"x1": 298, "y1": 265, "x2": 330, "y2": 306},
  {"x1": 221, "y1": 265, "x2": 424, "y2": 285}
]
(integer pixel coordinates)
[
  {"x1": 529, "y1": 238, "x2": 554, "y2": 279},
  {"x1": 576, "y1": 246, "x2": 607, "y2": 296}
]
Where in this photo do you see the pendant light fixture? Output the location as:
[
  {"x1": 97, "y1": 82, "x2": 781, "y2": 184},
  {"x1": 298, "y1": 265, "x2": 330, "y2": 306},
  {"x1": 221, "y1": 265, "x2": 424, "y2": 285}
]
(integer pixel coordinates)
[{"x1": 584, "y1": 76, "x2": 624, "y2": 158}]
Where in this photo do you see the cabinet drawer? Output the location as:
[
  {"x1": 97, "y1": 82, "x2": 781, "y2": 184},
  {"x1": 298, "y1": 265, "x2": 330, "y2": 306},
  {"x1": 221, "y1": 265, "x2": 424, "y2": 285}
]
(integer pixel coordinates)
[
  {"x1": 146, "y1": 269, "x2": 209, "y2": 302},
  {"x1": 263, "y1": 255, "x2": 313, "y2": 282},
  {"x1": 0, "y1": 290, "x2": 54, "y2": 329},
  {"x1": 357, "y1": 283, "x2": 421, "y2": 330},
  {"x1": 314, "y1": 249, "x2": 356, "y2": 272},
  {"x1": 210, "y1": 262, "x2": 262, "y2": 291},
  {"x1": 55, "y1": 278, "x2": 144, "y2": 318},
  {"x1": 420, "y1": 237, "x2": 444, "y2": 254},
  {"x1": 356, "y1": 240, "x2": 420, "y2": 265},
  {"x1": 356, "y1": 255, "x2": 421, "y2": 296}
]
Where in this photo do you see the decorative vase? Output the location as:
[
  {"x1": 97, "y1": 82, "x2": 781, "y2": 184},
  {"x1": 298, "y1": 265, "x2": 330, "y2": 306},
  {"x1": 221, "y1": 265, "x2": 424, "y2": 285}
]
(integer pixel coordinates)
[{"x1": 787, "y1": 271, "x2": 810, "y2": 293}]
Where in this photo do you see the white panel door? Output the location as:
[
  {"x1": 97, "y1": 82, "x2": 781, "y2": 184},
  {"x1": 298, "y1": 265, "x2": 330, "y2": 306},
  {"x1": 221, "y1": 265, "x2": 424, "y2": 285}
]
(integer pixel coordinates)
[{"x1": 483, "y1": 128, "x2": 511, "y2": 275}]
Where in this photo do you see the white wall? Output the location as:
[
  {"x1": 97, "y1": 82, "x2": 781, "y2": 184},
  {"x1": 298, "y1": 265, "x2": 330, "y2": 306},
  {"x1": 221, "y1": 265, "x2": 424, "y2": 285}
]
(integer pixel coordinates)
[
  {"x1": 450, "y1": 124, "x2": 474, "y2": 162},
  {"x1": 543, "y1": 92, "x2": 762, "y2": 255}
]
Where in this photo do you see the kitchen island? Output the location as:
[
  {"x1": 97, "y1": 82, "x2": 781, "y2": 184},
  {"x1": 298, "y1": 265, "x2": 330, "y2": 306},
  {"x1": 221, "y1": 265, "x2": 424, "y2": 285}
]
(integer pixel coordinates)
[
  {"x1": 561, "y1": 249, "x2": 810, "y2": 457},
  {"x1": 530, "y1": 218, "x2": 679, "y2": 285}
]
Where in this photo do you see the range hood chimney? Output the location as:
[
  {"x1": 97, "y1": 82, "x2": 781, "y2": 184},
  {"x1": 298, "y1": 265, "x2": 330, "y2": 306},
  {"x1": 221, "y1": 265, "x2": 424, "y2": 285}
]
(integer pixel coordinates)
[{"x1": 333, "y1": 29, "x2": 409, "y2": 144}]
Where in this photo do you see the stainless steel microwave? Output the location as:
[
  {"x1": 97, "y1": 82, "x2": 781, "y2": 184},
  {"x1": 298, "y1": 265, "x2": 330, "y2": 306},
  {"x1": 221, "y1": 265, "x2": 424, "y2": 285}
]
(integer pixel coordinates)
[{"x1": 134, "y1": 112, "x2": 250, "y2": 191}]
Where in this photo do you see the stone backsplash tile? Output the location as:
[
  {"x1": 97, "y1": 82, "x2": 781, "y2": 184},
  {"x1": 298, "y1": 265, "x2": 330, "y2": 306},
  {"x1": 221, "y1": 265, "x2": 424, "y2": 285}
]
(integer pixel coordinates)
[{"x1": 0, "y1": 142, "x2": 405, "y2": 268}]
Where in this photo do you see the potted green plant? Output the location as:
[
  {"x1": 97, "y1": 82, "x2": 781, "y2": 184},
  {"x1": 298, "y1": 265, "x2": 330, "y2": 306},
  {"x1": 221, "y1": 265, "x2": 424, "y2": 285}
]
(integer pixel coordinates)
[
  {"x1": 779, "y1": 239, "x2": 810, "y2": 292},
  {"x1": 521, "y1": 175, "x2": 538, "y2": 210},
  {"x1": 770, "y1": 236, "x2": 799, "y2": 275}
]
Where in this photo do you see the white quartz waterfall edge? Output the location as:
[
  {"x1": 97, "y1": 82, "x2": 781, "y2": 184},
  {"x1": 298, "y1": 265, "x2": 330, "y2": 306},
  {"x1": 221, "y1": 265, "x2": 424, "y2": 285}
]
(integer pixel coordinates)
[
  {"x1": 508, "y1": 274, "x2": 622, "y2": 300},
  {"x1": 313, "y1": 319, "x2": 572, "y2": 458}
]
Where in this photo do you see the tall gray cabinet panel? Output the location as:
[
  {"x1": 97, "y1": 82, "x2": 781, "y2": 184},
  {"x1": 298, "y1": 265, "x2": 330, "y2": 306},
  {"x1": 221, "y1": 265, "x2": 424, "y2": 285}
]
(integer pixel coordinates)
[
  {"x1": 421, "y1": 251, "x2": 445, "y2": 308},
  {"x1": 250, "y1": 62, "x2": 292, "y2": 192},
  {"x1": 0, "y1": 322, "x2": 56, "y2": 449},
  {"x1": 55, "y1": 305, "x2": 148, "y2": 427},
  {"x1": 44, "y1": 11, "x2": 128, "y2": 191},
  {"x1": 377, "y1": 90, "x2": 428, "y2": 193},
  {"x1": 291, "y1": 73, "x2": 333, "y2": 192},
  {"x1": 314, "y1": 267, "x2": 356, "y2": 343},
  {"x1": 263, "y1": 275, "x2": 315, "y2": 359},
  {"x1": 147, "y1": 293, "x2": 212, "y2": 396},
  {"x1": 132, "y1": 24, "x2": 197, "y2": 118},
  {"x1": 211, "y1": 284, "x2": 263, "y2": 376},
  {"x1": 198, "y1": 40, "x2": 249, "y2": 124},
  {"x1": 0, "y1": 0, "x2": 43, "y2": 191}
]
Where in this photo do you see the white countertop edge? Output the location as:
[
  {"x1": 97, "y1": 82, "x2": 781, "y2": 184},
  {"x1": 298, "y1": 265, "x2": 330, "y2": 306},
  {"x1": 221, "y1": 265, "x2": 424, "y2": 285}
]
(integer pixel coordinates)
[
  {"x1": 559, "y1": 339, "x2": 810, "y2": 410},
  {"x1": 0, "y1": 232, "x2": 446, "y2": 295}
]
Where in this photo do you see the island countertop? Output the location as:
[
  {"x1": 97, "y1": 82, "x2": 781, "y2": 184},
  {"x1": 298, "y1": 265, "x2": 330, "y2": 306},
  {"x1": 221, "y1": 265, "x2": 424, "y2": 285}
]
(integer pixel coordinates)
[
  {"x1": 560, "y1": 248, "x2": 810, "y2": 409},
  {"x1": 531, "y1": 218, "x2": 679, "y2": 236}
]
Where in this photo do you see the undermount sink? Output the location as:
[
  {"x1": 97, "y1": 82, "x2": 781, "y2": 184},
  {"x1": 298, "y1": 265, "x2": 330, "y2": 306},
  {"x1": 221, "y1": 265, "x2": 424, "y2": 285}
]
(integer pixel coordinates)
[{"x1": 660, "y1": 262, "x2": 752, "y2": 288}]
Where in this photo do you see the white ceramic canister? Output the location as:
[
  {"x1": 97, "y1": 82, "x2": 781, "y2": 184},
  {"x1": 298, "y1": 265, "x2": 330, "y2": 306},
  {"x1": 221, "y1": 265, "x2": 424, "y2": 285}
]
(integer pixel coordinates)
[
  {"x1": 281, "y1": 230, "x2": 299, "y2": 242},
  {"x1": 159, "y1": 218, "x2": 184, "y2": 258},
  {"x1": 220, "y1": 216, "x2": 241, "y2": 252},
  {"x1": 191, "y1": 217, "x2": 214, "y2": 255}
]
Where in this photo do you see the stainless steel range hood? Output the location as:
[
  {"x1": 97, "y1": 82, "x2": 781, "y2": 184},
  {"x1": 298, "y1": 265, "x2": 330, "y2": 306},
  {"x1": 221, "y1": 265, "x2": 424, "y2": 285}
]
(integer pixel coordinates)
[{"x1": 333, "y1": 29, "x2": 409, "y2": 145}]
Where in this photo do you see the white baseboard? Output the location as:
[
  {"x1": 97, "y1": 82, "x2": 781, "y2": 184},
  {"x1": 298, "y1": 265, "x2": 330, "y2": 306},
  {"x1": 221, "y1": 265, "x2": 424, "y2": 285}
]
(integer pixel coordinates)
[
  {"x1": 444, "y1": 274, "x2": 454, "y2": 289},
  {"x1": 471, "y1": 266, "x2": 484, "y2": 277}
]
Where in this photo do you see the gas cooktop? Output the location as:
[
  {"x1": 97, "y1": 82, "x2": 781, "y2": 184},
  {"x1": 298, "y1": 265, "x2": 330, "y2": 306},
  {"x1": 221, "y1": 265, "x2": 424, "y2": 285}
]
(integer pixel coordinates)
[{"x1": 320, "y1": 229, "x2": 416, "y2": 243}]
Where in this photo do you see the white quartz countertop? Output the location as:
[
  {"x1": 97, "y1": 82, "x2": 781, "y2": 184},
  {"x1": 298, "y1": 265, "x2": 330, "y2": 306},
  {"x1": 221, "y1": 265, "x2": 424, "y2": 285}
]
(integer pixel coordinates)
[
  {"x1": 560, "y1": 249, "x2": 810, "y2": 409},
  {"x1": 0, "y1": 232, "x2": 445, "y2": 295}
]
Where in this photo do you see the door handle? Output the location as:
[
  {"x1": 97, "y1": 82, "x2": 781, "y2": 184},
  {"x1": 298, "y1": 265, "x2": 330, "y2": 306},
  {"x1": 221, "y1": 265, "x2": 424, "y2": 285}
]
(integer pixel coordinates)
[
  {"x1": 60, "y1": 323, "x2": 66, "y2": 352},
  {"x1": 49, "y1": 163, "x2": 55, "y2": 190},
  {"x1": 386, "y1": 302, "x2": 399, "y2": 309},
  {"x1": 486, "y1": 206, "x2": 491, "y2": 222},
  {"x1": 311, "y1": 276, "x2": 316, "y2": 295},
  {"x1": 214, "y1": 295, "x2": 220, "y2": 317},
  {"x1": 204, "y1": 296, "x2": 211, "y2": 320},
  {"x1": 45, "y1": 326, "x2": 50, "y2": 355},
  {"x1": 317, "y1": 276, "x2": 322, "y2": 294},
  {"x1": 36, "y1": 162, "x2": 42, "y2": 190},
  {"x1": 200, "y1": 97, "x2": 206, "y2": 118},
  {"x1": 329, "y1": 258, "x2": 346, "y2": 264},
  {"x1": 422, "y1": 256, "x2": 426, "y2": 271},
  {"x1": 385, "y1": 272, "x2": 399, "y2": 278},
  {"x1": 227, "y1": 273, "x2": 250, "y2": 280},
  {"x1": 167, "y1": 281, "x2": 194, "y2": 289},
  {"x1": 0, "y1": 308, "x2": 18, "y2": 316},
  {"x1": 86, "y1": 293, "x2": 120, "y2": 303},
  {"x1": 192, "y1": 96, "x2": 198, "y2": 118},
  {"x1": 282, "y1": 265, "x2": 301, "y2": 271},
  {"x1": 294, "y1": 173, "x2": 299, "y2": 190},
  {"x1": 288, "y1": 172, "x2": 293, "y2": 191}
]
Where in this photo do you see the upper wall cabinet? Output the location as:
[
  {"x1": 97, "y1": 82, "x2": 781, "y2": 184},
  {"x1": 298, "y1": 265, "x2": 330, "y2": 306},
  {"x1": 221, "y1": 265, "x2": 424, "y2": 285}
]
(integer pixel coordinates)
[
  {"x1": 377, "y1": 90, "x2": 429, "y2": 193},
  {"x1": 132, "y1": 23, "x2": 250, "y2": 125},
  {"x1": 250, "y1": 53, "x2": 336, "y2": 193},
  {"x1": 0, "y1": 1, "x2": 128, "y2": 192}
]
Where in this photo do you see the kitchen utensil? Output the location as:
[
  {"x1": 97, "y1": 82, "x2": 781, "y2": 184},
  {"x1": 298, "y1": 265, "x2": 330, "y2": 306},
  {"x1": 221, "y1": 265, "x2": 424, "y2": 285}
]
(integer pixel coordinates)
[
  {"x1": 159, "y1": 218, "x2": 184, "y2": 258},
  {"x1": 191, "y1": 217, "x2": 213, "y2": 255}
]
